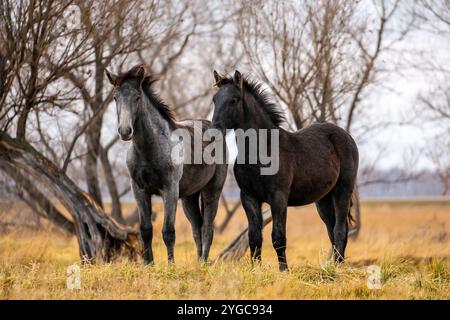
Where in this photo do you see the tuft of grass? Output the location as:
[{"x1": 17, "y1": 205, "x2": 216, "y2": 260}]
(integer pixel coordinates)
[
  {"x1": 353, "y1": 285, "x2": 371, "y2": 299},
  {"x1": 430, "y1": 258, "x2": 449, "y2": 285},
  {"x1": 412, "y1": 270, "x2": 424, "y2": 289},
  {"x1": 408, "y1": 259, "x2": 450, "y2": 296},
  {"x1": 381, "y1": 258, "x2": 401, "y2": 283},
  {"x1": 318, "y1": 262, "x2": 338, "y2": 282}
]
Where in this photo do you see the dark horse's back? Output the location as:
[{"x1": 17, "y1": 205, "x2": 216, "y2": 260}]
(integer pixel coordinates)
[{"x1": 284, "y1": 122, "x2": 359, "y2": 206}]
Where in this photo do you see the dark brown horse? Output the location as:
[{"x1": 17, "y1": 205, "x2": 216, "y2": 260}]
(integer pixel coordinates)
[{"x1": 212, "y1": 70, "x2": 359, "y2": 271}]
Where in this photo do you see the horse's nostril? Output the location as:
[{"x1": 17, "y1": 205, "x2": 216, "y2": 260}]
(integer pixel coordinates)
[{"x1": 118, "y1": 127, "x2": 133, "y2": 139}]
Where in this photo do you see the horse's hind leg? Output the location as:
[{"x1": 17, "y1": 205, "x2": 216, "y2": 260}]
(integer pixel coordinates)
[
  {"x1": 132, "y1": 181, "x2": 154, "y2": 265},
  {"x1": 315, "y1": 194, "x2": 336, "y2": 260},
  {"x1": 199, "y1": 191, "x2": 219, "y2": 262},
  {"x1": 200, "y1": 169, "x2": 226, "y2": 262},
  {"x1": 182, "y1": 193, "x2": 203, "y2": 259},
  {"x1": 331, "y1": 183, "x2": 352, "y2": 263}
]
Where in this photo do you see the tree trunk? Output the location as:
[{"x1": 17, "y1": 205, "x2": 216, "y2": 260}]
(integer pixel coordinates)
[
  {"x1": 0, "y1": 133, "x2": 141, "y2": 263},
  {"x1": 0, "y1": 161, "x2": 75, "y2": 236},
  {"x1": 99, "y1": 146, "x2": 123, "y2": 223},
  {"x1": 85, "y1": 124, "x2": 103, "y2": 208},
  {"x1": 83, "y1": 45, "x2": 106, "y2": 209}
]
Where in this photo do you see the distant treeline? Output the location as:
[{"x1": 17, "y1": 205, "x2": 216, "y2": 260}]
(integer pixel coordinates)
[{"x1": 220, "y1": 169, "x2": 449, "y2": 200}]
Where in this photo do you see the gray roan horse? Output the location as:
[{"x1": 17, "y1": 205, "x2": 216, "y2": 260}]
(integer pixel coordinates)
[
  {"x1": 212, "y1": 71, "x2": 359, "y2": 271},
  {"x1": 106, "y1": 65, "x2": 227, "y2": 264}
]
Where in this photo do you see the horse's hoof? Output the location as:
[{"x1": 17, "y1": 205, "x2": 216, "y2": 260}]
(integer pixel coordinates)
[
  {"x1": 279, "y1": 263, "x2": 289, "y2": 272},
  {"x1": 251, "y1": 257, "x2": 262, "y2": 264},
  {"x1": 335, "y1": 258, "x2": 345, "y2": 264},
  {"x1": 200, "y1": 260, "x2": 211, "y2": 268}
]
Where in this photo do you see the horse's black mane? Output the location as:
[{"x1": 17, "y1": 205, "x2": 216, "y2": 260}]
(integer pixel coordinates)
[
  {"x1": 117, "y1": 65, "x2": 177, "y2": 128},
  {"x1": 217, "y1": 75, "x2": 285, "y2": 127}
]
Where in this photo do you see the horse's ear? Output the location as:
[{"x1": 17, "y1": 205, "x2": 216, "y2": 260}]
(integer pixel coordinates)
[
  {"x1": 135, "y1": 65, "x2": 146, "y2": 80},
  {"x1": 213, "y1": 70, "x2": 222, "y2": 86},
  {"x1": 233, "y1": 70, "x2": 243, "y2": 90},
  {"x1": 105, "y1": 69, "x2": 118, "y2": 86}
]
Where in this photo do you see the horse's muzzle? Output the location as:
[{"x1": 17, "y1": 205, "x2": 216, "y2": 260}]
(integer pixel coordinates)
[{"x1": 118, "y1": 127, "x2": 133, "y2": 141}]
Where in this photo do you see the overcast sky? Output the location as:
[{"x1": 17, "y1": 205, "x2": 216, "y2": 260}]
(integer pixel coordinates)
[{"x1": 361, "y1": 23, "x2": 449, "y2": 171}]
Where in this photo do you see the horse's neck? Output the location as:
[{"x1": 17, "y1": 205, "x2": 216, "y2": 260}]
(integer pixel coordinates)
[
  {"x1": 235, "y1": 100, "x2": 279, "y2": 158},
  {"x1": 238, "y1": 100, "x2": 277, "y2": 131},
  {"x1": 132, "y1": 99, "x2": 172, "y2": 158}
]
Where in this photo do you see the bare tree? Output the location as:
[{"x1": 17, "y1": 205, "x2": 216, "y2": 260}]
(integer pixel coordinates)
[
  {"x1": 236, "y1": 0, "x2": 409, "y2": 131},
  {"x1": 413, "y1": 0, "x2": 450, "y2": 196},
  {"x1": 417, "y1": 86, "x2": 450, "y2": 196},
  {"x1": 0, "y1": 0, "x2": 140, "y2": 262}
]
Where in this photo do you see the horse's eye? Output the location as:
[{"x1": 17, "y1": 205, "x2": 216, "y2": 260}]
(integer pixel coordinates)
[
  {"x1": 113, "y1": 96, "x2": 117, "y2": 101},
  {"x1": 136, "y1": 96, "x2": 141, "y2": 102},
  {"x1": 231, "y1": 97, "x2": 239, "y2": 104}
]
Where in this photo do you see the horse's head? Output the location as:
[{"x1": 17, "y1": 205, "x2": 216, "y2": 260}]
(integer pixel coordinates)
[
  {"x1": 105, "y1": 65, "x2": 146, "y2": 141},
  {"x1": 212, "y1": 70, "x2": 245, "y2": 130}
]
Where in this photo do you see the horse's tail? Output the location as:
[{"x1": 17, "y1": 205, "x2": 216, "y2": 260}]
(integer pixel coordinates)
[{"x1": 347, "y1": 189, "x2": 356, "y2": 226}]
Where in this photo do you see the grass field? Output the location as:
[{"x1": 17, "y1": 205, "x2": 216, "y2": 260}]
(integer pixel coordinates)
[{"x1": 1, "y1": 200, "x2": 449, "y2": 299}]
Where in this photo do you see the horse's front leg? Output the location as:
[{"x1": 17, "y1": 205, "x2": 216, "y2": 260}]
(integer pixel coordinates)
[
  {"x1": 131, "y1": 181, "x2": 154, "y2": 265},
  {"x1": 270, "y1": 193, "x2": 289, "y2": 272},
  {"x1": 162, "y1": 184, "x2": 179, "y2": 263},
  {"x1": 241, "y1": 191, "x2": 263, "y2": 263}
]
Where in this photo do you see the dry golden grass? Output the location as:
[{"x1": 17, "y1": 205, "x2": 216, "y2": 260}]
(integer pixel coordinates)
[{"x1": 1, "y1": 200, "x2": 449, "y2": 299}]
